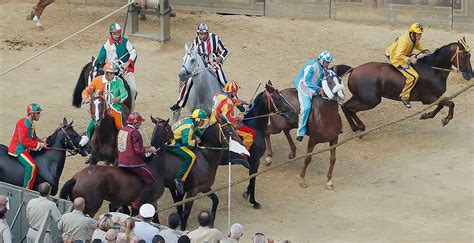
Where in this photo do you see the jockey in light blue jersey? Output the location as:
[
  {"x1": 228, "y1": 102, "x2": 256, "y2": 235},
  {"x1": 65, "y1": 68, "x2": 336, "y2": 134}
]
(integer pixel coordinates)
[{"x1": 293, "y1": 50, "x2": 335, "y2": 142}]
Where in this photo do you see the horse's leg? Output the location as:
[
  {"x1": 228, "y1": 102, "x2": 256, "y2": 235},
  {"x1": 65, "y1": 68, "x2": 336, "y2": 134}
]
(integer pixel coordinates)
[
  {"x1": 180, "y1": 197, "x2": 195, "y2": 231},
  {"x1": 326, "y1": 137, "x2": 338, "y2": 190},
  {"x1": 244, "y1": 158, "x2": 261, "y2": 209},
  {"x1": 420, "y1": 99, "x2": 455, "y2": 126},
  {"x1": 341, "y1": 97, "x2": 360, "y2": 132},
  {"x1": 170, "y1": 189, "x2": 185, "y2": 223},
  {"x1": 208, "y1": 193, "x2": 219, "y2": 227},
  {"x1": 299, "y1": 137, "x2": 317, "y2": 188},
  {"x1": 342, "y1": 96, "x2": 380, "y2": 132},
  {"x1": 283, "y1": 129, "x2": 297, "y2": 159},
  {"x1": 264, "y1": 133, "x2": 273, "y2": 166},
  {"x1": 32, "y1": 0, "x2": 54, "y2": 19}
]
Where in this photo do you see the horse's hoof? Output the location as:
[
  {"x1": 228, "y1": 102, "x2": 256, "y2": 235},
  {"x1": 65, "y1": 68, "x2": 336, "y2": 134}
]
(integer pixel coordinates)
[
  {"x1": 420, "y1": 113, "x2": 429, "y2": 120},
  {"x1": 252, "y1": 202, "x2": 261, "y2": 209},
  {"x1": 288, "y1": 152, "x2": 296, "y2": 159},
  {"x1": 242, "y1": 192, "x2": 249, "y2": 200},
  {"x1": 441, "y1": 118, "x2": 450, "y2": 127},
  {"x1": 326, "y1": 181, "x2": 334, "y2": 190},
  {"x1": 265, "y1": 157, "x2": 272, "y2": 166}
]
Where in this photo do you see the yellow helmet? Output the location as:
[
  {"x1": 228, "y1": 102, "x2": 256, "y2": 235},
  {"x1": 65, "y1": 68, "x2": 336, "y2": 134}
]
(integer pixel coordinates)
[
  {"x1": 409, "y1": 23, "x2": 424, "y2": 34},
  {"x1": 191, "y1": 108, "x2": 207, "y2": 122},
  {"x1": 223, "y1": 81, "x2": 240, "y2": 93}
]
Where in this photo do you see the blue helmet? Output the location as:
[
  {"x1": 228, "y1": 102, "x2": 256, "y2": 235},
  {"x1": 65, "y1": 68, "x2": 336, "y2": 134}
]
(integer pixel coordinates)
[{"x1": 318, "y1": 50, "x2": 334, "y2": 65}]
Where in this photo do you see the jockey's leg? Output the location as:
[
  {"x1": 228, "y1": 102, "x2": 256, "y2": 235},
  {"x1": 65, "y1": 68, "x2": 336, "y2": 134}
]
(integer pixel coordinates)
[
  {"x1": 236, "y1": 125, "x2": 256, "y2": 150},
  {"x1": 215, "y1": 66, "x2": 227, "y2": 87},
  {"x1": 296, "y1": 93, "x2": 312, "y2": 138},
  {"x1": 169, "y1": 146, "x2": 196, "y2": 195},
  {"x1": 172, "y1": 77, "x2": 193, "y2": 110},
  {"x1": 122, "y1": 72, "x2": 137, "y2": 111},
  {"x1": 18, "y1": 152, "x2": 37, "y2": 189},
  {"x1": 398, "y1": 65, "x2": 419, "y2": 107},
  {"x1": 111, "y1": 110, "x2": 123, "y2": 130},
  {"x1": 86, "y1": 119, "x2": 95, "y2": 138},
  {"x1": 126, "y1": 165, "x2": 157, "y2": 208}
]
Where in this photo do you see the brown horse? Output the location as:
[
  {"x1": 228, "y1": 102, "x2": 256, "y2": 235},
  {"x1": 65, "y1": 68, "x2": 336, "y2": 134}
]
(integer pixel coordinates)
[
  {"x1": 149, "y1": 116, "x2": 248, "y2": 230},
  {"x1": 265, "y1": 67, "x2": 350, "y2": 189},
  {"x1": 26, "y1": 0, "x2": 54, "y2": 27},
  {"x1": 86, "y1": 96, "x2": 129, "y2": 165},
  {"x1": 342, "y1": 39, "x2": 472, "y2": 132},
  {"x1": 59, "y1": 119, "x2": 168, "y2": 218}
]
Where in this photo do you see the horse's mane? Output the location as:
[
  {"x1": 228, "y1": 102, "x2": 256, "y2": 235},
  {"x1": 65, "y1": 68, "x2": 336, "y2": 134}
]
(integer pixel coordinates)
[{"x1": 417, "y1": 42, "x2": 456, "y2": 66}]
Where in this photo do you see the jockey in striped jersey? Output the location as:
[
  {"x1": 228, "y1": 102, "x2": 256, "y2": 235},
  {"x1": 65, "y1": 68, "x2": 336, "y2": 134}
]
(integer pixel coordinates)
[{"x1": 170, "y1": 23, "x2": 229, "y2": 111}]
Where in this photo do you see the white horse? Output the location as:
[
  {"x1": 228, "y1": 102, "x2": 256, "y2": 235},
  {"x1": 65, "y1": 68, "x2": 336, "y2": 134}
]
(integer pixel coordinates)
[{"x1": 174, "y1": 44, "x2": 222, "y2": 121}]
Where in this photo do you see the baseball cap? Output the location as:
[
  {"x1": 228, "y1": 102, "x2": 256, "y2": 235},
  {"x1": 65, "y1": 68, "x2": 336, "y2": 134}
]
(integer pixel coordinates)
[{"x1": 139, "y1": 203, "x2": 155, "y2": 218}]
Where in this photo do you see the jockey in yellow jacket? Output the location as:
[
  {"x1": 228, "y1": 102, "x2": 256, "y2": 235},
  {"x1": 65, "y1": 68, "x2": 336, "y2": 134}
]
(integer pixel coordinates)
[
  {"x1": 385, "y1": 23, "x2": 430, "y2": 108},
  {"x1": 211, "y1": 81, "x2": 255, "y2": 151}
]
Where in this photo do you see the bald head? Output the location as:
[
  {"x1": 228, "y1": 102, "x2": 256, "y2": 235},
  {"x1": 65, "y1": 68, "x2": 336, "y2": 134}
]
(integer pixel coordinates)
[
  {"x1": 0, "y1": 195, "x2": 7, "y2": 207},
  {"x1": 38, "y1": 182, "x2": 52, "y2": 197},
  {"x1": 73, "y1": 197, "x2": 85, "y2": 211},
  {"x1": 105, "y1": 228, "x2": 117, "y2": 241}
]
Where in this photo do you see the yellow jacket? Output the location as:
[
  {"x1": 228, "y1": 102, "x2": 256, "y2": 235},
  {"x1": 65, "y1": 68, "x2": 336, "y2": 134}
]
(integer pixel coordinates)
[{"x1": 385, "y1": 31, "x2": 424, "y2": 68}]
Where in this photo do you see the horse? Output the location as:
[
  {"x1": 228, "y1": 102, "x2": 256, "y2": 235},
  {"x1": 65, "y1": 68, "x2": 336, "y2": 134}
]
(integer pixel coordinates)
[
  {"x1": 149, "y1": 116, "x2": 249, "y2": 230},
  {"x1": 59, "y1": 118, "x2": 168, "y2": 218},
  {"x1": 173, "y1": 44, "x2": 222, "y2": 121},
  {"x1": 240, "y1": 81, "x2": 297, "y2": 209},
  {"x1": 264, "y1": 67, "x2": 351, "y2": 189},
  {"x1": 72, "y1": 57, "x2": 132, "y2": 110},
  {"x1": 0, "y1": 118, "x2": 87, "y2": 195},
  {"x1": 85, "y1": 95, "x2": 129, "y2": 165},
  {"x1": 341, "y1": 38, "x2": 472, "y2": 132},
  {"x1": 26, "y1": 0, "x2": 54, "y2": 27}
]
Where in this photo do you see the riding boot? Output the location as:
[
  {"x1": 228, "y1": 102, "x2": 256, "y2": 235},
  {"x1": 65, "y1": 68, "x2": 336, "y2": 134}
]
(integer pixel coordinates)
[
  {"x1": 174, "y1": 178, "x2": 184, "y2": 196},
  {"x1": 170, "y1": 104, "x2": 181, "y2": 112}
]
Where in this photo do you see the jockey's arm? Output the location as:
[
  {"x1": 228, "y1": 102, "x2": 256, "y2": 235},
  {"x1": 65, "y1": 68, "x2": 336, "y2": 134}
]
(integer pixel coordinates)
[
  {"x1": 81, "y1": 79, "x2": 99, "y2": 101},
  {"x1": 117, "y1": 79, "x2": 129, "y2": 103},
  {"x1": 181, "y1": 128, "x2": 196, "y2": 149},
  {"x1": 18, "y1": 123, "x2": 41, "y2": 150},
  {"x1": 223, "y1": 104, "x2": 240, "y2": 127},
  {"x1": 125, "y1": 41, "x2": 137, "y2": 70},
  {"x1": 130, "y1": 130, "x2": 145, "y2": 156},
  {"x1": 303, "y1": 65, "x2": 320, "y2": 90},
  {"x1": 216, "y1": 36, "x2": 229, "y2": 62},
  {"x1": 392, "y1": 39, "x2": 411, "y2": 66},
  {"x1": 95, "y1": 45, "x2": 107, "y2": 69}
]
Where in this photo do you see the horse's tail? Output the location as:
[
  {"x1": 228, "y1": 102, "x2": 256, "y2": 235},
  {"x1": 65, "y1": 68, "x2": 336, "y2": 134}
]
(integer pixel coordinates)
[
  {"x1": 72, "y1": 62, "x2": 92, "y2": 108},
  {"x1": 332, "y1": 64, "x2": 353, "y2": 78},
  {"x1": 59, "y1": 178, "x2": 76, "y2": 200}
]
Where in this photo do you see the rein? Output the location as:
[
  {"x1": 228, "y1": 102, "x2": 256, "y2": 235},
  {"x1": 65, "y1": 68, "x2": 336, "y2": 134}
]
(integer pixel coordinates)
[{"x1": 44, "y1": 126, "x2": 82, "y2": 156}]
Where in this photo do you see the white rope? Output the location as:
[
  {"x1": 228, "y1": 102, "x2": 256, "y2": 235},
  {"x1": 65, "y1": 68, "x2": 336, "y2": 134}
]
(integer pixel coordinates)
[{"x1": 0, "y1": 2, "x2": 134, "y2": 77}]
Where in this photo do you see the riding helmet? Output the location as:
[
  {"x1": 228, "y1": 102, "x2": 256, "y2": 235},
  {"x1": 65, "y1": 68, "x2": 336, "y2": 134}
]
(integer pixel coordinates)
[{"x1": 27, "y1": 103, "x2": 43, "y2": 114}]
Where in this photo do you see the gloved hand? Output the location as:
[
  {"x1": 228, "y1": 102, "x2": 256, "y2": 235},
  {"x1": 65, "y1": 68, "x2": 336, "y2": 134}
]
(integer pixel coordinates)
[{"x1": 238, "y1": 105, "x2": 246, "y2": 112}]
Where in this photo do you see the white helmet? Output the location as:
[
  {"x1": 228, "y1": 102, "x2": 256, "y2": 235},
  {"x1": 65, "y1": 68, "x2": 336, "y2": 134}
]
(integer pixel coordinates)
[{"x1": 196, "y1": 23, "x2": 209, "y2": 33}]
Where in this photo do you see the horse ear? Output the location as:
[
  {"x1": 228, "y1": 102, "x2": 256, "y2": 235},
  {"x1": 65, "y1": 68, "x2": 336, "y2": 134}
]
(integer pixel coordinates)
[
  {"x1": 165, "y1": 118, "x2": 170, "y2": 124},
  {"x1": 267, "y1": 80, "x2": 273, "y2": 86},
  {"x1": 68, "y1": 120, "x2": 74, "y2": 127},
  {"x1": 63, "y1": 117, "x2": 67, "y2": 125},
  {"x1": 150, "y1": 116, "x2": 158, "y2": 124},
  {"x1": 265, "y1": 81, "x2": 276, "y2": 93}
]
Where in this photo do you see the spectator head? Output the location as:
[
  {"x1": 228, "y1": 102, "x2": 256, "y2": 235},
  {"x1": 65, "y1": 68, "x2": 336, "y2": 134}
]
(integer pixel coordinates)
[
  {"x1": 230, "y1": 223, "x2": 244, "y2": 239},
  {"x1": 177, "y1": 235, "x2": 191, "y2": 243},
  {"x1": 253, "y1": 233, "x2": 267, "y2": 243},
  {"x1": 62, "y1": 234, "x2": 73, "y2": 243},
  {"x1": 152, "y1": 235, "x2": 165, "y2": 243},
  {"x1": 0, "y1": 205, "x2": 7, "y2": 219},
  {"x1": 138, "y1": 240, "x2": 146, "y2": 243},
  {"x1": 105, "y1": 228, "x2": 117, "y2": 243},
  {"x1": 99, "y1": 213, "x2": 114, "y2": 231},
  {"x1": 124, "y1": 217, "x2": 136, "y2": 233},
  {"x1": 197, "y1": 210, "x2": 212, "y2": 227},
  {"x1": 168, "y1": 212, "x2": 180, "y2": 229},
  {"x1": 0, "y1": 195, "x2": 8, "y2": 210},
  {"x1": 92, "y1": 239, "x2": 102, "y2": 243},
  {"x1": 139, "y1": 203, "x2": 155, "y2": 222},
  {"x1": 38, "y1": 182, "x2": 52, "y2": 197},
  {"x1": 73, "y1": 197, "x2": 86, "y2": 211}
]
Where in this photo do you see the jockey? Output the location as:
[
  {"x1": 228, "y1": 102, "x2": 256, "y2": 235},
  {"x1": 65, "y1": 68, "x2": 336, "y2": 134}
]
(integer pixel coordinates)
[
  {"x1": 80, "y1": 62, "x2": 128, "y2": 145},
  {"x1": 8, "y1": 103, "x2": 46, "y2": 189},
  {"x1": 294, "y1": 51, "x2": 336, "y2": 142},
  {"x1": 169, "y1": 109, "x2": 208, "y2": 195},
  {"x1": 95, "y1": 23, "x2": 138, "y2": 111},
  {"x1": 169, "y1": 23, "x2": 229, "y2": 111},
  {"x1": 117, "y1": 112, "x2": 157, "y2": 209},
  {"x1": 385, "y1": 23, "x2": 430, "y2": 108},
  {"x1": 210, "y1": 81, "x2": 255, "y2": 151}
]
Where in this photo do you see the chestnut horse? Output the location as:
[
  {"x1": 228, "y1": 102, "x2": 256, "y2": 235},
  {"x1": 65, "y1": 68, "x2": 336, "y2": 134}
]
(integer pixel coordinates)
[{"x1": 342, "y1": 38, "x2": 472, "y2": 132}]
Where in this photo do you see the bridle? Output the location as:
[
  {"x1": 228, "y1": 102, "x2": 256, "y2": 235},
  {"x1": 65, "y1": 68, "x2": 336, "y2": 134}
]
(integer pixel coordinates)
[
  {"x1": 90, "y1": 96, "x2": 108, "y2": 123},
  {"x1": 243, "y1": 85, "x2": 296, "y2": 121},
  {"x1": 181, "y1": 48, "x2": 214, "y2": 80},
  {"x1": 44, "y1": 125, "x2": 83, "y2": 156}
]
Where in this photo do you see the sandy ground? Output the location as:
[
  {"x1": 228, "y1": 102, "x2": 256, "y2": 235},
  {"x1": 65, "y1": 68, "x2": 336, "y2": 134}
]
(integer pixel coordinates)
[{"x1": 0, "y1": 0, "x2": 473, "y2": 242}]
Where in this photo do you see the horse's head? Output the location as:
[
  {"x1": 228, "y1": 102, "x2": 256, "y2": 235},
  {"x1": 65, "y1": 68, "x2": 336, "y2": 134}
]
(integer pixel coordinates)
[
  {"x1": 46, "y1": 118, "x2": 89, "y2": 156},
  {"x1": 89, "y1": 96, "x2": 108, "y2": 126},
  {"x1": 322, "y1": 72, "x2": 346, "y2": 105},
  {"x1": 451, "y1": 37, "x2": 472, "y2": 80},
  {"x1": 264, "y1": 80, "x2": 297, "y2": 119},
  {"x1": 150, "y1": 116, "x2": 173, "y2": 148},
  {"x1": 178, "y1": 44, "x2": 203, "y2": 81}
]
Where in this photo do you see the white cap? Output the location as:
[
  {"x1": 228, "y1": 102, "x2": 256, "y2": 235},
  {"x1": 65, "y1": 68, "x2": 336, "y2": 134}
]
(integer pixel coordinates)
[{"x1": 139, "y1": 204, "x2": 155, "y2": 218}]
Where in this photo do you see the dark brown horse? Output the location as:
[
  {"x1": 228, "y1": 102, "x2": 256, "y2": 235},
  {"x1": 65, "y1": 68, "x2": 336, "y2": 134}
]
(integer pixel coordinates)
[
  {"x1": 59, "y1": 118, "x2": 168, "y2": 218},
  {"x1": 86, "y1": 96, "x2": 129, "y2": 165},
  {"x1": 149, "y1": 116, "x2": 248, "y2": 230},
  {"x1": 265, "y1": 67, "x2": 350, "y2": 189},
  {"x1": 342, "y1": 39, "x2": 472, "y2": 132}
]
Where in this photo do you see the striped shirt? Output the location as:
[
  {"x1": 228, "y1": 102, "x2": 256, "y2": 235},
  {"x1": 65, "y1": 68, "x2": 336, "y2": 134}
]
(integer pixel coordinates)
[{"x1": 192, "y1": 33, "x2": 229, "y2": 65}]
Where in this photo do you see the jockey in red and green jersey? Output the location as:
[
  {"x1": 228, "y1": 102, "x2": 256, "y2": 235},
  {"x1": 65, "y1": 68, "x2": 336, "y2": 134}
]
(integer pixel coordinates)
[
  {"x1": 95, "y1": 23, "x2": 138, "y2": 111},
  {"x1": 8, "y1": 103, "x2": 47, "y2": 189}
]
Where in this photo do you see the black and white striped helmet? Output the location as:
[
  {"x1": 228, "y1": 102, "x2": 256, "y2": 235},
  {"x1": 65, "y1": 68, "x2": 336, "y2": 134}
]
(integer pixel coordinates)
[{"x1": 196, "y1": 23, "x2": 209, "y2": 33}]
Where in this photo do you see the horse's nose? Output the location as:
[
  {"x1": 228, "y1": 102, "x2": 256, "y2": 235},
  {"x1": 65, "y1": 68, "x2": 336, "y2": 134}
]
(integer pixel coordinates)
[{"x1": 463, "y1": 71, "x2": 472, "y2": 80}]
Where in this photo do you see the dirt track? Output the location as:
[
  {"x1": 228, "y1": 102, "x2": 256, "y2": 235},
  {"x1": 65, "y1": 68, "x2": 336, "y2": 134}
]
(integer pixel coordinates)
[{"x1": 0, "y1": 1, "x2": 473, "y2": 242}]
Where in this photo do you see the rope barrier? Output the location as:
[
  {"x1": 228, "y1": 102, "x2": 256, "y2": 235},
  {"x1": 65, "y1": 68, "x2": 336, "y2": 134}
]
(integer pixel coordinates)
[
  {"x1": 0, "y1": 2, "x2": 134, "y2": 77},
  {"x1": 156, "y1": 83, "x2": 473, "y2": 213}
]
